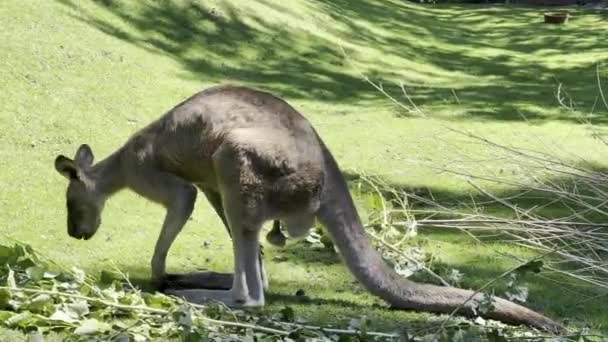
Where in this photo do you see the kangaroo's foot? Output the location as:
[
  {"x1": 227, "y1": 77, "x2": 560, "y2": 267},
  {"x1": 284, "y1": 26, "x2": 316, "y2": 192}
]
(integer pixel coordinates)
[
  {"x1": 165, "y1": 288, "x2": 264, "y2": 308},
  {"x1": 159, "y1": 271, "x2": 234, "y2": 291}
]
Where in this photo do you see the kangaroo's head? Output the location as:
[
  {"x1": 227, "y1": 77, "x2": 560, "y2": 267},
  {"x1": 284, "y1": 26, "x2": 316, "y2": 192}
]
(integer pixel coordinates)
[{"x1": 54, "y1": 144, "x2": 103, "y2": 240}]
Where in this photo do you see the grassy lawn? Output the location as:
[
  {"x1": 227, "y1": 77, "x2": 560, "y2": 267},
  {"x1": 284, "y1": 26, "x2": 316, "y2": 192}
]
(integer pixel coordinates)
[{"x1": 1, "y1": 0, "x2": 608, "y2": 338}]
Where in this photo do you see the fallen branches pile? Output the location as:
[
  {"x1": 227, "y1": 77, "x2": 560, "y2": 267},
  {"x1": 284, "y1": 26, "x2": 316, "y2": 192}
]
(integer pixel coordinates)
[{"x1": 351, "y1": 125, "x2": 608, "y2": 304}]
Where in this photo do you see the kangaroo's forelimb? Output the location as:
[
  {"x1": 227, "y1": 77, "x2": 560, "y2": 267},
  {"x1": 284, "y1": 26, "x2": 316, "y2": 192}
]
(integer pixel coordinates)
[
  {"x1": 158, "y1": 189, "x2": 236, "y2": 290},
  {"x1": 128, "y1": 170, "x2": 238, "y2": 292},
  {"x1": 140, "y1": 172, "x2": 197, "y2": 285}
]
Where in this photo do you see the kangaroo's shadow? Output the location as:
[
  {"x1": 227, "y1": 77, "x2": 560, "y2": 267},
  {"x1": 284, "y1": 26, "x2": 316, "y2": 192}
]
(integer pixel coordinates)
[{"x1": 116, "y1": 268, "x2": 380, "y2": 312}]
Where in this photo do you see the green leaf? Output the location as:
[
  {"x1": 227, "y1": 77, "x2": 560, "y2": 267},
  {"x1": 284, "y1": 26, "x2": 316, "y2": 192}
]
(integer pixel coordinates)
[
  {"x1": 6, "y1": 311, "x2": 48, "y2": 329},
  {"x1": 132, "y1": 334, "x2": 148, "y2": 342},
  {"x1": 476, "y1": 293, "x2": 495, "y2": 315},
  {"x1": 27, "y1": 294, "x2": 55, "y2": 315},
  {"x1": 203, "y1": 303, "x2": 224, "y2": 320},
  {"x1": 112, "y1": 334, "x2": 131, "y2": 342},
  {"x1": 0, "y1": 289, "x2": 11, "y2": 310},
  {"x1": 0, "y1": 310, "x2": 15, "y2": 323},
  {"x1": 451, "y1": 329, "x2": 466, "y2": 342},
  {"x1": 74, "y1": 318, "x2": 110, "y2": 335},
  {"x1": 67, "y1": 300, "x2": 90, "y2": 318},
  {"x1": 42, "y1": 271, "x2": 58, "y2": 280},
  {"x1": 131, "y1": 323, "x2": 152, "y2": 339},
  {"x1": 173, "y1": 307, "x2": 193, "y2": 328},
  {"x1": 7, "y1": 267, "x2": 17, "y2": 288},
  {"x1": 142, "y1": 293, "x2": 174, "y2": 309},
  {"x1": 0, "y1": 246, "x2": 12, "y2": 265},
  {"x1": 27, "y1": 331, "x2": 45, "y2": 342},
  {"x1": 462, "y1": 329, "x2": 484, "y2": 342},
  {"x1": 184, "y1": 330, "x2": 207, "y2": 342},
  {"x1": 112, "y1": 321, "x2": 129, "y2": 330},
  {"x1": 366, "y1": 193, "x2": 384, "y2": 212},
  {"x1": 304, "y1": 232, "x2": 322, "y2": 245},
  {"x1": 100, "y1": 270, "x2": 121, "y2": 285},
  {"x1": 70, "y1": 267, "x2": 86, "y2": 284},
  {"x1": 348, "y1": 316, "x2": 369, "y2": 335},
  {"x1": 49, "y1": 308, "x2": 79, "y2": 323},
  {"x1": 487, "y1": 329, "x2": 508, "y2": 342},
  {"x1": 280, "y1": 306, "x2": 295, "y2": 322},
  {"x1": 338, "y1": 335, "x2": 358, "y2": 342},
  {"x1": 320, "y1": 233, "x2": 334, "y2": 249},
  {"x1": 399, "y1": 328, "x2": 410, "y2": 342},
  {"x1": 14, "y1": 245, "x2": 38, "y2": 270},
  {"x1": 118, "y1": 293, "x2": 140, "y2": 305},
  {"x1": 26, "y1": 266, "x2": 46, "y2": 283}
]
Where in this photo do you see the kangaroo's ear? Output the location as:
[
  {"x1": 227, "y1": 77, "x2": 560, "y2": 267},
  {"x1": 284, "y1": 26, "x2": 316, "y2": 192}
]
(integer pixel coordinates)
[
  {"x1": 55, "y1": 155, "x2": 78, "y2": 180},
  {"x1": 75, "y1": 144, "x2": 94, "y2": 168}
]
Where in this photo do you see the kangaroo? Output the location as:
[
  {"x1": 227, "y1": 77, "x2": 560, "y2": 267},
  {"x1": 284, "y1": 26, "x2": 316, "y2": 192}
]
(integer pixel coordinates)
[{"x1": 54, "y1": 85, "x2": 561, "y2": 331}]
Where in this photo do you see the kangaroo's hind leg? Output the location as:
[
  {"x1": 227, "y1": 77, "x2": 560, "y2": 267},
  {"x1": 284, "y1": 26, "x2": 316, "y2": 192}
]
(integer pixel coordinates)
[
  {"x1": 140, "y1": 171, "x2": 197, "y2": 288},
  {"x1": 204, "y1": 190, "x2": 270, "y2": 291},
  {"x1": 163, "y1": 189, "x2": 271, "y2": 291},
  {"x1": 165, "y1": 143, "x2": 266, "y2": 307}
]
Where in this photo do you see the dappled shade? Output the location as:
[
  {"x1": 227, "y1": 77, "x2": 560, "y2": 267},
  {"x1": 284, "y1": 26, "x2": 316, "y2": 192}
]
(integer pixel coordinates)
[{"x1": 56, "y1": 0, "x2": 608, "y2": 123}]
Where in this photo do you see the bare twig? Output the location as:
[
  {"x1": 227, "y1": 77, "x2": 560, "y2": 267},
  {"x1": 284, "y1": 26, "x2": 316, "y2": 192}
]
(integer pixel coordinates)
[
  {"x1": 367, "y1": 230, "x2": 450, "y2": 287},
  {"x1": 272, "y1": 320, "x2": 401, "y2": 339}
]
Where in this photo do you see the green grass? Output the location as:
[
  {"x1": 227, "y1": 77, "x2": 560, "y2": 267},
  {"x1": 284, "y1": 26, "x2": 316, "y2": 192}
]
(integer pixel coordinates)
[{"x1": 1, "y1": 0, "x2": 608, "y2": 337}]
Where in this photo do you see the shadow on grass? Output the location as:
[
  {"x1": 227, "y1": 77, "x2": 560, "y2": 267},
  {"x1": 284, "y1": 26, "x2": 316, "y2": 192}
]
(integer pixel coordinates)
[
  {"x1": 54, "y1": 0, "x2": 608, "y2": 124},
  {"x1": 343, "y1": 166, "x2": 608, "y2": 223},
  {"x1": 313, "y1": 0, "x2": 608, "y2": 123},
  {"x1": 113, "y1": 234, "x2": 604, "y2": 329},
  {"x1": 54, "y1": 0, "x2": 377, "y2": 104}
]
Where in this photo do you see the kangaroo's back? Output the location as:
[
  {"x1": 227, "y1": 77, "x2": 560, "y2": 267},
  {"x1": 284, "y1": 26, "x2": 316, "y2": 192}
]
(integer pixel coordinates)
[
  {"x1": 122, "y1": 85, "x2": 325, "y2": 194},
  {"x1": 194, "y1": 85, "x2": 324, "y2": 166}
]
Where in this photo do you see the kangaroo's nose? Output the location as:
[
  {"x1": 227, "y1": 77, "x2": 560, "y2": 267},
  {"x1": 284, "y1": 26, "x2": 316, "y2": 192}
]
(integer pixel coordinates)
[{"x1": 67, "y1": 216, "x2": 83, "y2": 239}]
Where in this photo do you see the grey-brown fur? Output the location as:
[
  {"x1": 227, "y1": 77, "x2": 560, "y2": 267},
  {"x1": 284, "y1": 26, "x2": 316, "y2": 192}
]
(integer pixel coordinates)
[{"x1": 54, "y1": 85, "x2": 561, "y2": 331}]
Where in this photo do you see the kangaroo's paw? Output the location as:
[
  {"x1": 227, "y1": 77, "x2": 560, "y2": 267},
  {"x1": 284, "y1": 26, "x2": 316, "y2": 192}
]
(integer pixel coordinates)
[
  {"x1": 160, "y1": 271, "x2": 234, "y2": 291},
  {"x1": 165, "y1": 289, "x2": 264, "y2": 308}
]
